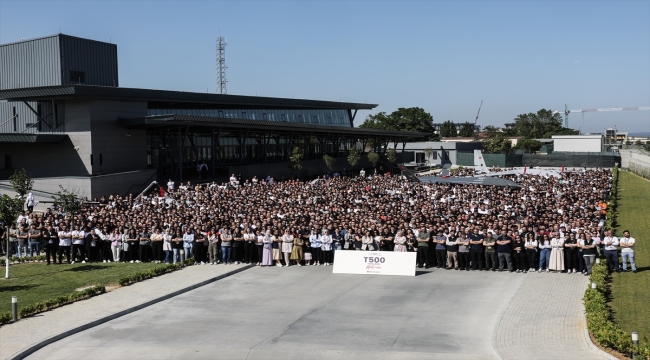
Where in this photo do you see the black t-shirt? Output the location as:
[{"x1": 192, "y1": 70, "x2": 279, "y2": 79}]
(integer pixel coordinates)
[{"x1": 497, "y1": 235, "x2": 512, "y2": 253}]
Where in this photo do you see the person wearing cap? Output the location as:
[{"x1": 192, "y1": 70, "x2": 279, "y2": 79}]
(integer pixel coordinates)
[{"x1": 619, "y1": 230, "x2": 636, "y2": 273}]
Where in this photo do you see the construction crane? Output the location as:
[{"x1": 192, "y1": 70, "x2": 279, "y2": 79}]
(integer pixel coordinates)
[
  {"x1": 474, "y1": 100, "x2": 483, "y2": 124},
  {"x1": 562, "y1": 105, "x2": 650, "y2": 128}
]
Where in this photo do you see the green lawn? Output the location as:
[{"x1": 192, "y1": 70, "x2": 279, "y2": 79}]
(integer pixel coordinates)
[
  {"x1": 0, "y1": 262, "x2": 161, "y2": 314},
  {"x1": 610, "y1": 171, "x2": 650, "y2": 341}
]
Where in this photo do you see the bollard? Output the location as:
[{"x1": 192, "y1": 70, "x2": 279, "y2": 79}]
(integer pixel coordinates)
[
  {"x1": 632, "y1": 332, "x2": 639, "y2": 360},
  {"x1": 180, "y1": 249, "x2": 185, "y2": 267},
  {"x1": 591, "y1": 282, "x2": 597, "y2": 289},
  {"x1": 12, "y1": 296, "x2": 18, "y2": 321},
  {"x1": 595, "y1": 258, "x2": 601, "y2": 265}
]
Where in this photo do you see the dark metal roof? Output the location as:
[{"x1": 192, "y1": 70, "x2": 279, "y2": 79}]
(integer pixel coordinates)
[
  {"x1": 0, "y1": 133, "x2": 68, "y2": 143},
  {"x1": 119, "y1": 114, "x2": 427, "y2": 138},
  {"x1": 0, "y1": 85, "x2": 378, "y2": 110}
]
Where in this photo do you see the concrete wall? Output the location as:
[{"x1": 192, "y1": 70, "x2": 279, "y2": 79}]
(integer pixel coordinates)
[
  {"x1": 89, "y1": 100, "x2": 148, "y2": 175},
  {"x1": 621, "y1": 149, "x2": 650, "y2": 179},
  {"x1": 0, "y1": 136, "x2": 89, "y2": 178},
  {"x1": 64, "y1": 99, "x2": 93, "y2": 174},
  {"x1": 552, "y1": 135, "x2": 603, "y2": 153}
]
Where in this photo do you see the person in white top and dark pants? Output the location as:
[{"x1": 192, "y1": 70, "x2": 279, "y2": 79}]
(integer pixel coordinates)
[
  {"x1": 619, "y1": 230, "x2": 636, "y2": 273},
  {"x1": 602, "y1": 230, "x2": 620, "y2": 273}
]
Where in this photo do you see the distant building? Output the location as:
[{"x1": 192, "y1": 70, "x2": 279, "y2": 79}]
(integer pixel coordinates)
[
  {"x1": 400, "y1": 141, "x2": 483, "y2": 166},
  {"x1": 432, "y1": 122, "x2": 481, "y2": 135},
  {"x1": 552, "y1": 135, "x2": 603, "y2": 153}
]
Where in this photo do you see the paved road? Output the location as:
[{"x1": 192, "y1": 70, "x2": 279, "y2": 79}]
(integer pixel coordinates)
[{"x1": 23, "y1": 266, "x2": 611, "y2": 360}]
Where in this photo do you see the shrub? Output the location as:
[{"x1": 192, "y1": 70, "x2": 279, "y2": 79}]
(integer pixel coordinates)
[
  {"x1": 7, "y1": 285, "x2": 106, "y2": 324},
  {"x1": 0, "y1": 312, "x2": 12, "y2": 326},
  {"x1": 117, "y1": 262, "x2": 186, "y2": 287}
]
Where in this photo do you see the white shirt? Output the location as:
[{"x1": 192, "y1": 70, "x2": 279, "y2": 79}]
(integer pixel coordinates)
[
  {"x1": 167, "y1": 181, "x2": 175, "y2": 190},
  {"x1": 58, "y1": 231, "x2": 72, "y2": 247},
  {"x1": 72, "y1": 230, "x2": 84, "y2": 245},
  {"x1": 620, "y1": 237, "x2": 635, "y2": 253},
  {"x1": 603, "y1": 236, "x2": 619, "y2": 251}
]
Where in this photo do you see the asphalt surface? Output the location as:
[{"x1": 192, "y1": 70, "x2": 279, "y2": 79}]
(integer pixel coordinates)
[{"x1": 27, "y1": 266, "x2": 523, "y2": 359}]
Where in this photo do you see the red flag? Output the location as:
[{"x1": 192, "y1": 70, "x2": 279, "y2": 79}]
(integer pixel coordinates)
[
  {"x1": 524, "y1": 167, "x2": 527, "y2": 174},
  {"x1": 561, "y1": 165, "x2": 565, "y2": 173},
  {"x1": 160, "y1": 187, "x2": 166, "y2": 197}
]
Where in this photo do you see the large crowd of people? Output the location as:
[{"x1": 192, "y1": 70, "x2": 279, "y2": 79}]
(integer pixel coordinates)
[{"x1": 1, "y1": 168, "x2": 638, "y2": 275}]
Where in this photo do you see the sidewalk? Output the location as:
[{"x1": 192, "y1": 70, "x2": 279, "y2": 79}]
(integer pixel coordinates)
[
  {"x1": 493, "y1": 271, "x2": 616, "y2": 360},
  {"x1": 0, "y1": 263, "x2": 252, "y2": 360}
]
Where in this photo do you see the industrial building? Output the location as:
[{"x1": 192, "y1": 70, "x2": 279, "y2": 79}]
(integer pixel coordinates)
[{"x1": 0, "y1": 34, "x2": 425, "y2": 198}]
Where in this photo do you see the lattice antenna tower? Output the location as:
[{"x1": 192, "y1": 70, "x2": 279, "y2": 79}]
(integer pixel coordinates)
[{"x1": 216, "y1": 36, "x2": 228, "y2": 94}]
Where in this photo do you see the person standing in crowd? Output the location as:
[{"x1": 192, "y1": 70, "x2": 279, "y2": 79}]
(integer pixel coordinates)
[
  {"x1": 208, "y1": 230, "x2": 220, "y2": 265},
  {"x1": 549, "y1": 232, "x2": 565, "y2": 273},
  {"x1": 110, "y1": 228, "x2": 122, "y2": 263},
  {"x1": 360, "y1": 230, "x2": 373, "y2": 251},
  {"x1": 183, "y1": 228, "x2": 195, "y2": 260},
  {"x1": 42, "y1": 224, "x2": 58, "y2": 265},
  {"x1": 16, "y1": 225, "x2": 28, "y2": 258},
  {"x1": 71, "y1": 225, "x2": 85, "y2": 264},
  {"x1": 434, "y1": 230, "x2": 447, "y2": 268},
  {"x1": 538, "y1": 234, "x2": 552, "y2": 272},
  {"x1": 281, "y1": 229, "x2": 294, "y2": 267},
  {"x1": 138, "y1": 227, "x2": 153, "y2": 263},
  {"x1": 291, "y1": 230, "x2": 304, "y2": 266},
  {"x1": 254, "y1": 230, "x2": 264, "y2": 266},
  {"x1": 483, "y1": 232, "x2": 497, "y2": 271},
  {"x1": 150, "y1": 227, "x2": 164, "y2": 264},
  {"x1": 602, "y1": 230, "x2": 620, "y2": 273},
  {"x1": 87, "y1": 229, "x2": 100, "y2": 262},
  {"x1": 513, "y1": 234, "x2": 527, "y2": 273},
  {"x1": 220, "y1": 228, "x2": 233, "y2": 265},
  {"x1": 468, "y1": 227, "x2": 485, "y2": 271},
  {"x1": 243, "y1": 228, "x2": 256, "y2": 264},
  {"x1": 261, "y1": 230, "x2": 274, "y2": 266},
  {"x1": 26, "y1": 192, "x2": 35, "y2": 213},
  {"x1": 309, "y1": 229, "x2": 322, "y2": 266},
  {"x1": 57, "y1": 223, "x2": 72, "y2": 264},
  {"x1": 416, "y1": 226, "x2": 431, "y2": 269},
  {"x1": 321, "y1": 229, "x2": 334, "y2": 266},
  {"x1": 524, "y1": 233, "x2": 538, "y2": 273},
  {"x1": 232, "y1": 228, "x2": 244, "y2": 264},
  {"x1": 445, "y1": 232, "x2": 459, "y2": 270},
  {"x1": 163, "y1": 228, "x2": 173, "y2": 264},
  {"x1": 394, "y1": 230, "x2": 407, "y2": 252},
  {"x1": 167, "y1": 179, "x2": 175, "y2": 193},
  {"x1": 496, "y1": 230, "x2": 513, "y2": 272},
  {"x1": 172, "y1": 230, "x2": 184, "y2": 264},
  {"x1": 619, "y1": 230, "x2": 636, "y2": 273},
  {"x1": 580, "y1": 233, "x2": 598, "y2": 275},
  {"x1": 126, "y1": 228, "x2": 139, "y2": 263},
  {"x1": 564, "y1": 232, "x2": 579, "y2": 274},
  {"x1": 457, "y1": 232, "x2": 470, "y2": 271},
  {"x1": 27, "y1": 223, "x2": 42, "y2": 257}
]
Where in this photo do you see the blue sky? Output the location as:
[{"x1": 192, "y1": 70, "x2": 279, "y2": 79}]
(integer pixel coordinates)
[{"x1": 1, "y1": 0, "x2": 649, "y2": 133}]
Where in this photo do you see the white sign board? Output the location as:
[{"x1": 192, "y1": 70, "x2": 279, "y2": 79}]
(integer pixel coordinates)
[{"x1": 332, "y1": 251, "x2": 416, "y2": 276}]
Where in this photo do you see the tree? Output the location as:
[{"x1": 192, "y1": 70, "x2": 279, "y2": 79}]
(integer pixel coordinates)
[
  {"x1": 322, "y1": 154, "x2": 336, "y2": 173},
  {"x1": 424, "y1": 147, "x2": 434, "y2": 168},
  {"x1": 486, "y1": 133, "x2": 513, "y2": 154},
  {"x1": 482, "y1": 125, "x2": 498, "y2": 138},
  {"x1": 51, "y1": 185, "x2": 83, "y2": 216},
  {"x1": 386, "y1": 148, "x2": 397, "y2": 163},
  {"x1": 359, "y1": 107, "x2": 437, "y2": 140},
  {"x1": 288, "y1": 147, "x2": 303, "y2": 172},
  {"x1": 510, "y1": 109, "x2": 578, "y2": 138},
  {"x1": 9, "y1": 168, "x2": 33, "y2": 200},
  {"x1": 1, "y1": 194, "x2": 26, "y2": 278},
  {"x1": 513, "y1": 138, "x2": 542, "y2": 153},
  {"x1": 347, "y1": 148, "x2": 361, "y2": 168},
  {"x1": 440, "y1": 120, "x2": 457, "y2": 138},
  {"x1": 367, "y1": 152, "x2": 379, "y2": 169},
  {"x1": 459, "y1": 122, "x2": 475, "y2": 137}
]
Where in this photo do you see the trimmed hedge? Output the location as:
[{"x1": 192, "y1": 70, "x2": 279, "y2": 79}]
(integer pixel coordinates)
[
  {"x1": 117, "y1": 258, "x2": 193, "y2": 287},
  {"x1": 1, "y1": 255, "x2": 47, "y2": 266},
  {"x1": 585, "y1": 260, "x2": 650, "y2": 359},
  {"x1": 605, "y1": 166, "x2": 618, "y2": 231},
  {"x1": 0, "y1": 285, "x2": 106, "y2": 326}
]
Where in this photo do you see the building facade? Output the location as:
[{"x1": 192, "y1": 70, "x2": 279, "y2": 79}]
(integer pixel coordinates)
[{"x1": 0, "y1": 34, "x2": 424, "y2": 198}]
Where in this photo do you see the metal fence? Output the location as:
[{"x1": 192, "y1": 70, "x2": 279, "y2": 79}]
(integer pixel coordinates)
[{"x1": 522, "y1": 153, "x2": 620, "y2": 168}]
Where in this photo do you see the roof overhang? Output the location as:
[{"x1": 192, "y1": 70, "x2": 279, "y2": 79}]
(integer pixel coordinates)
[
  {"x1": 0, "y1": 85, "x2": 378, "y2": 110},
  {"x1": 0, "y1": 133, "x2": 68, "y2": 143},
  {"x1": 119, "y1": 114, "x2": 428, "y2": 139}
]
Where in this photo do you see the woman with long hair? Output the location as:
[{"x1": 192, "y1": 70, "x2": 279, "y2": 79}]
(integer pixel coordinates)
[
  {"x1": 220, "y1": 228, "x2": 233, "y2": 264},
  {"x1": 309, "y1": 229, "x2": 322, "y2": 266},
  {"x1": 281, "y1": 229, "x2": 294, "y2": 267},
  {"x1": 232, "y1": 228, "x2": 244, "y2": 264},
  {"x1": 538, "y1": 234, "x2": 552, "y2": 272},
  {"x1": 524, "y1": 232, "x2": 538, "y2": 272},
  {"x1": 393, "y1": 230, "x2": 407, "y2": 252},
  {"x1": 320, "y1": 229, "x2": 333, "y2": 266}
]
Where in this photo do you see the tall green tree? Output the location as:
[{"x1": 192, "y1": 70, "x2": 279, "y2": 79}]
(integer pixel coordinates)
[
  {"x1": 514, "y1": 138, "x2": 543, "y2": 153},
  {"x1": 288, "y1": 146, "x2": 303, "y2": 172},
  {"x1": 459, "y1": 122, "x2": 475, "y2": 137},
  {"x1": 1, "y1": 194, "x2": 24, "y2": 278},
  {"x1": 440, "y1": 120, "x2": 457, "y2": 138},
  {"x1": 51, "y1": 186, "x2": 83, "y2": 216},
  {"x1": 9, "y1": 168, "x2": 33, "y2": 199},
  {"x1": 359, "y1": 107, "x2": 436, "y2": 140},
  {"x1": 367, "y1": 152, "x2": 380, "y2": 168},
  {"x1": 486, "y1": 133, "x2": 513, "y2": 154},
  {"x1": 511, "y1": 109, "x2": 578, "y2": 138}
]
